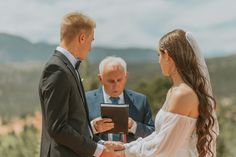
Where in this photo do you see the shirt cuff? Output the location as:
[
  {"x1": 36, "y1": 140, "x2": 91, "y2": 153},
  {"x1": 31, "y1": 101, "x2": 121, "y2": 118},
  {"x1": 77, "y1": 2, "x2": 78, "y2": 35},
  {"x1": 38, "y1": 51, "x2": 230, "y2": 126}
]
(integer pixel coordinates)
[
  {"x1": 128, "y1": 120, "x2": 137, "y2": 134},
  {"x1": 93, "y1": 143, "x2": 104, "y2": 157},
  {"x1": 97, "y1": 140, "x2": 105, "y2": 145},
  {"x1": 124, "y1": 143, "x2": 129, "y2": 148},
  {"x1": 91, "y1": 120, "x2": 99, "y2": 134}
]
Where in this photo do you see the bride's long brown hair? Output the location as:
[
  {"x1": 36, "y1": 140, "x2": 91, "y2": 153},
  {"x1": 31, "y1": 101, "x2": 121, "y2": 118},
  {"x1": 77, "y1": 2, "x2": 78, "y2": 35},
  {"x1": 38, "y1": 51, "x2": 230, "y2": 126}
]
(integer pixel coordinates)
[{"x1": 159, "y1": 29, "x2": 216, "y2": 157}]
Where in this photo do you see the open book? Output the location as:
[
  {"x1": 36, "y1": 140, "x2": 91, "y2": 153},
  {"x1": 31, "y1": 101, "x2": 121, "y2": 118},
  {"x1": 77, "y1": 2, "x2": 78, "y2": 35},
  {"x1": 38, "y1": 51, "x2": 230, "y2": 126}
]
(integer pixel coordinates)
[{"x1": 101, "y1": 103, "x2": 129, "y2": 134}]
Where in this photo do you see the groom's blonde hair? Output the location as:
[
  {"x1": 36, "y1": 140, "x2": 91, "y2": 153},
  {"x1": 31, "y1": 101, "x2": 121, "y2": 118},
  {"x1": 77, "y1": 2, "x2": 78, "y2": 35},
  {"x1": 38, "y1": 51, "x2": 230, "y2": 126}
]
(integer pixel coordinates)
[{"x1": 60, "y1": 12, "x2": 96, "y2": 45}]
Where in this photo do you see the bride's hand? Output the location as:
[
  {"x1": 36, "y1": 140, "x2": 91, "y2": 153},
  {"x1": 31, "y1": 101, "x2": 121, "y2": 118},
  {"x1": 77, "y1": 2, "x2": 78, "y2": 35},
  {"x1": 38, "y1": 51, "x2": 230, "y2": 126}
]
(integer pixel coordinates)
[{"x1": 104, "y1": 141, "x2": 125, "y2": 151}]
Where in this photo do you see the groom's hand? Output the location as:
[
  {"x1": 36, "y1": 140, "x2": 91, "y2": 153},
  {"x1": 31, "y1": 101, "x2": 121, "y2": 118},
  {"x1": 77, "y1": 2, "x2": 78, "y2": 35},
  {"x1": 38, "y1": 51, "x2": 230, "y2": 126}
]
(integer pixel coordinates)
[{"x1": 104, "y1": 141, "x2": 125, "y2": 151}]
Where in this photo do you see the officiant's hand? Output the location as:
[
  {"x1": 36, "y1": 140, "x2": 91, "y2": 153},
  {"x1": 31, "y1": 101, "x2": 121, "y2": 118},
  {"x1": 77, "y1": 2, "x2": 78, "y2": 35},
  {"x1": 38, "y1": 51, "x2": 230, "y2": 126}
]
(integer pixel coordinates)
[
  {"x1": 104, "y1": 141, "x2": 125, "y2": 151},
  {"x1": 93, "y1": 117, "x2": 114, "y2": 133},
  {"x1": 128, "y1": 117, "x2": 134, "y2": 129}
]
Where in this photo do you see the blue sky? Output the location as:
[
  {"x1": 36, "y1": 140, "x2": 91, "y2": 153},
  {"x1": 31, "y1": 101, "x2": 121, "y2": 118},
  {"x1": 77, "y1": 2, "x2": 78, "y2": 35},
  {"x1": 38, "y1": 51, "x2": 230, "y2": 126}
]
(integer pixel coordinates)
[{"x1": 0, "y1": 0, "x2": 236, "y2": 56}]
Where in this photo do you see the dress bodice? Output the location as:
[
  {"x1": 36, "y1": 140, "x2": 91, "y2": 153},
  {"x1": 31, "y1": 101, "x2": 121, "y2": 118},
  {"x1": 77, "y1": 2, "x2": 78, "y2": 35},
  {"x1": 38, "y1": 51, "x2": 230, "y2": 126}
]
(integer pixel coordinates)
[{"x1": 125, "y1": 109, "x2": 198, "y2": 157}]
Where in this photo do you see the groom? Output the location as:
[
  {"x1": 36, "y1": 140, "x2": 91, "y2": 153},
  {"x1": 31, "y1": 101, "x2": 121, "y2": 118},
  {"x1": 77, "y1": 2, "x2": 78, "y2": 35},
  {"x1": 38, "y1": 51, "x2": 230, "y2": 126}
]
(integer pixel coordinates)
[{"x1": 38, "y1": 12, "x2": 123, "y2": 157}]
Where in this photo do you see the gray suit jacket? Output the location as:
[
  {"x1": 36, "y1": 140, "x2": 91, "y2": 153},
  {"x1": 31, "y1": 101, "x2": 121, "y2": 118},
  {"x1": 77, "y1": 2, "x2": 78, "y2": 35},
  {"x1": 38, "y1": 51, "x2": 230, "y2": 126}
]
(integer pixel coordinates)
[
  {"x1": 86, "y1": 87, "x2": 155, "y2": 142},
  {"x1": 38, "y1": 51, "x2": 99, "y2": 157}
]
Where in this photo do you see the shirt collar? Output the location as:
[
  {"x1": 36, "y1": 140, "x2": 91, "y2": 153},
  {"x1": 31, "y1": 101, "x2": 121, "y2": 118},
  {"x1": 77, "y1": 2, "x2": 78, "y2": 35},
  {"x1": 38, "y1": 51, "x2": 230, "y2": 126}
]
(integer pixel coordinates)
[
  {"x1": 56, "y1": 46, "x2": 81, "y2": 68},
  {"x1": 102, "y1": 86, "x2": 124, "y2": 104}
]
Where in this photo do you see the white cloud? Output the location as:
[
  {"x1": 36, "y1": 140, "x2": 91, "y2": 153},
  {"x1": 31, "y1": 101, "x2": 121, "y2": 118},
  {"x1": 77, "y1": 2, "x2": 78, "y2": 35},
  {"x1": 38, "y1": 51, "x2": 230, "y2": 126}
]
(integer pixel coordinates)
[{"x1": 0, "y1": 0, "x2": 236, "y2": 56}]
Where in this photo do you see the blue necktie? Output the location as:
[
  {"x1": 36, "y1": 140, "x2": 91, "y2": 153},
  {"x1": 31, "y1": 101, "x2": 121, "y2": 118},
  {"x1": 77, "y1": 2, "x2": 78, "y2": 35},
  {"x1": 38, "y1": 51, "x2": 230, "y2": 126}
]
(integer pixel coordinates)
[
  {"x1": 109, "y1": 97, "x2": 121, "y2": 141},
  {"x1": 110, "y1": 97, "x2": 120, "y2": 104}
]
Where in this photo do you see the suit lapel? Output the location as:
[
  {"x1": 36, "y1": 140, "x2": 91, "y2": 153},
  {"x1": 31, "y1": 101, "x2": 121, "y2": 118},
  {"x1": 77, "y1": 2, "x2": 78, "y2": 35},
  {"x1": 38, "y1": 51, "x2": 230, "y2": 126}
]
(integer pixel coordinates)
[
  {"x1": 93, "y1": 87, "x2": 104, "y2": 117},
  {"x1": 53, "y1": 51, "x2": 85, "y2": 103},
  {"x1": 124, "y1": 89, "x2": 133, "y2": 105},
  {"x1": 97, "y1": 87, "x2": 105, "y2": 104},
  {"x1": 53, "y1": 50, "x2": 94, "y2": 133},
  {"x1": 124, "y1": 89, "x2": 135, "y2": 116}
]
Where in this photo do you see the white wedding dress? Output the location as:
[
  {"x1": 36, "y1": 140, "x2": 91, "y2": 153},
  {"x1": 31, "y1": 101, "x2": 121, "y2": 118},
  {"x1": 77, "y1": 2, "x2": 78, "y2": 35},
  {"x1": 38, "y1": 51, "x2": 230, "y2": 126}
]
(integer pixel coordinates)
[
  {"x1": 124, "y1": 31, "x2": 219, "y2": 157},
  {"x1": 125, "y1": 108, "x2": 198, "y2": 157}
]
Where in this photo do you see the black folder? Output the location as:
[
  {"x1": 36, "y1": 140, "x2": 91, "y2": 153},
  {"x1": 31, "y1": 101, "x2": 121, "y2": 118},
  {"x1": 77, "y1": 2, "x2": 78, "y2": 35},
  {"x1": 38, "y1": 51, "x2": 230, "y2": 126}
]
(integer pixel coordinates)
[{"x1": 101, "y1": 103, "x2": 129, "y2": 134}]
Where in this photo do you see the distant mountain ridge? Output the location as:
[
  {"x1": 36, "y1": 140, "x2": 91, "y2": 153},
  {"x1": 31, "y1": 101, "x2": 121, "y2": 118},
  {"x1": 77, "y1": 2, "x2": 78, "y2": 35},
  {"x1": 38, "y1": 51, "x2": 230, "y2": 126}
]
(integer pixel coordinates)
[
  {"x1": 0, "y1": 33, "x2": 55, "y2": 62},
  {"x1": 0, "y1": 33, "x2": 157, "y2": 63},
  {"x1": 0, "y1": 33, "x2": 236, "y2": 119},
  {"x1": 1, "y1": 33, "x2": 236, "y2": 98}
]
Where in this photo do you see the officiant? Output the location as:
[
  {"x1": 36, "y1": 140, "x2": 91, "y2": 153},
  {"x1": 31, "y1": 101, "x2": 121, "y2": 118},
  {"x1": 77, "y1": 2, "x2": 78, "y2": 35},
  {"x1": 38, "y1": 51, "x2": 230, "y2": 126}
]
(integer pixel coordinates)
[{"x1": 86, "y1": 56, "x2": 154, "y2": 142}]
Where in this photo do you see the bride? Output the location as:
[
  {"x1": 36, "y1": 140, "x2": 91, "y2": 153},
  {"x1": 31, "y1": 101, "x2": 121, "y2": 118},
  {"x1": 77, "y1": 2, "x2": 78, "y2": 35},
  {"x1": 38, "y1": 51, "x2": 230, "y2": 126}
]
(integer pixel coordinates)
[{"x1": 117, "y1": 29, "x2": 219, "y2": 157}]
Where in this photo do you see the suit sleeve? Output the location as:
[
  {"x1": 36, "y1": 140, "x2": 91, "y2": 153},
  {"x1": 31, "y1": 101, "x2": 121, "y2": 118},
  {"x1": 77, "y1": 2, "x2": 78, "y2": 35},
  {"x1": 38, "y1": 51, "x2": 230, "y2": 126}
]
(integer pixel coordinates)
[
  {"x1": 134, "y1": 97, "x2": 155, "y2": 138},
  {"x1": 40, "y1": 65, "x2": 97, "y2": 156}
]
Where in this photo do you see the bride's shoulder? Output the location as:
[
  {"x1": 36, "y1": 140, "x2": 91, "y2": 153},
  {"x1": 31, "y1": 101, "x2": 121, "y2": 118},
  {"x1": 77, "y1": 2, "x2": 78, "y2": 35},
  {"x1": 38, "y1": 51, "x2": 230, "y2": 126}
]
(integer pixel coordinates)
[{"x1": 167, "y1": 84, "x2": 199, "y2": 118}]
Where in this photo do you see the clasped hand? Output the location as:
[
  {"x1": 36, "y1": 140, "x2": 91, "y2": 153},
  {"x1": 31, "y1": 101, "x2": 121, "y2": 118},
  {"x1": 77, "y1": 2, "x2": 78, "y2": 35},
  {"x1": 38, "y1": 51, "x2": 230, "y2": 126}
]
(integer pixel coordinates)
[{"x1": 100, "y1": 141, "x2": 126, "y2": 157}]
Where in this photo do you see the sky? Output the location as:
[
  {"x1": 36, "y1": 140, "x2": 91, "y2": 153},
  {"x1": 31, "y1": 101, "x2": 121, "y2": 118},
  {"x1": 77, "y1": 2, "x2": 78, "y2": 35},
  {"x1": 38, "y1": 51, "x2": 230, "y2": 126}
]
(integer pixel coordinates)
[{"x1": 0, "y1": 0, "x2": 236, "y2": 56}]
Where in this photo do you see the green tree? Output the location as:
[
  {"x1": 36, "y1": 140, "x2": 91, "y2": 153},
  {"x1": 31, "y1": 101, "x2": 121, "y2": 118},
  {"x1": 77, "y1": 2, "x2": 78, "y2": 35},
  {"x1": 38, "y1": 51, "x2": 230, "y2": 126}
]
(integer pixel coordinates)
[
  {"x1": 134, "y1": 76, "x2": 171, "y2": 115},
  {"x1": 0, "y1": 125, "x2": 40, "y2": 157}
]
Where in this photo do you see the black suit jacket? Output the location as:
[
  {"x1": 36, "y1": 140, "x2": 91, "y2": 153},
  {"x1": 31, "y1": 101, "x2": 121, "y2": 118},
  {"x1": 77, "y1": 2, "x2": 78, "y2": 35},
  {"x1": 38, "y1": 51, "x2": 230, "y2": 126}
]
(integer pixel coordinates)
[
  {"x1": 86, "y1": 87, "x2": 155, "y2": 142},
  {"x1": 39, "y1": 50, "x2": 99, "y2": 157}
]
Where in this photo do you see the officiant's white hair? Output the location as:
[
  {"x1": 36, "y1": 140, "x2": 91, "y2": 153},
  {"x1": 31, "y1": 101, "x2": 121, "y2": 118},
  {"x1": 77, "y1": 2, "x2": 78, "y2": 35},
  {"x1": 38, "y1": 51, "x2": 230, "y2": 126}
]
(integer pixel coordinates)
[{"x1": 99, "y1": 56, "x2": 127, "y2": 74}]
